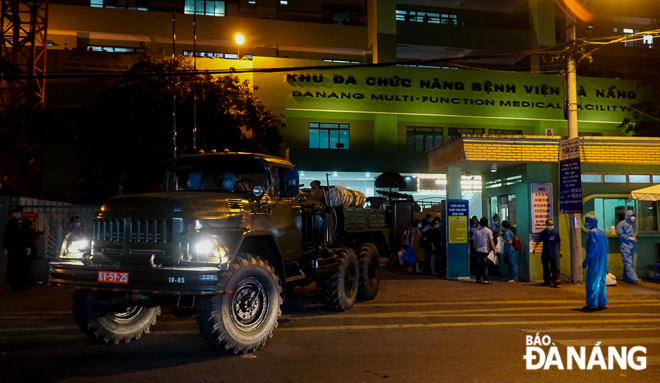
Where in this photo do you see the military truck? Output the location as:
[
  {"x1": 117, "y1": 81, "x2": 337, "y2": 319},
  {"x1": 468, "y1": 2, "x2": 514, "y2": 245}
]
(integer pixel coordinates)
[{"x1": 49, "y1": 152, "x2": 387, "y2": 353}]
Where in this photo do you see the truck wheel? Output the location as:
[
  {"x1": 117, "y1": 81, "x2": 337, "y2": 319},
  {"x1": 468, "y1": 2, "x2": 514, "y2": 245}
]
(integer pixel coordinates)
[
  {"x1": 358, "y1": 243, "x2": 380, "y2": 300},
  {"x1": 196, "y1": 253, "x2": 282, "y2": 354},
  {"x1": 324, "y1": 247, "x2": 359, "y2": 311},
  {"x1": 72, "y1": 291, "x2": 160, "y2": 344}
]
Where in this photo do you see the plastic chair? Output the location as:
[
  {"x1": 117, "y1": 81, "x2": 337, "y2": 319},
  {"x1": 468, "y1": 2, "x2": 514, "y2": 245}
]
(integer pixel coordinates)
[{"x1": 654, "y1": 243, "x2": 660, "y2": 283}]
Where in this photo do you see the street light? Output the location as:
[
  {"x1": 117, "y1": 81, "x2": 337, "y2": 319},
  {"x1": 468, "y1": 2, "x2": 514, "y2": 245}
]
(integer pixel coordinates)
[{"x1": 234, "y1": 33, "x2": 244, "y2": 59}]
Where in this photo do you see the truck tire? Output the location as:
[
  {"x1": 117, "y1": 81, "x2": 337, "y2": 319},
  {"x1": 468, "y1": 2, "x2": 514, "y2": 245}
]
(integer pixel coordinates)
[
  {"x1": 72, "y1": 291, "x2": 160, "y2": 344},
  {"x1": 324, "y1": 247, "x2": 359, "y2": 311},
  {"x1": 358, "y1": 243, "x2": 380, "y2": 300},
  {"x1": 196, "y1": 253, "x2": 282, "y2": 354}
]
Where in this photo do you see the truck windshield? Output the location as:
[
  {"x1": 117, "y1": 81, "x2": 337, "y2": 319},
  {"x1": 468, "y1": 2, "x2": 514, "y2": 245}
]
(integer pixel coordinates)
[{"x1": 165, "y1": 157, "x2": 269, "y2": 193}]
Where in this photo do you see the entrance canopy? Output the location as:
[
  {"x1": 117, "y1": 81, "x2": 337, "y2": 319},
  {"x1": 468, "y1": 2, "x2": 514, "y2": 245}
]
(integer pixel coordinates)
[{"x1": 630, "y1": 184, "x2": 660, "y2": 201}]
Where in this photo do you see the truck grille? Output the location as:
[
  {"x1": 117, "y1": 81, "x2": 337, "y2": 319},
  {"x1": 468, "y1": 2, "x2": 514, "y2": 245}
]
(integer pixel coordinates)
[{"x1": 94, "y1": 218, "x2": 172, "y2": 244}]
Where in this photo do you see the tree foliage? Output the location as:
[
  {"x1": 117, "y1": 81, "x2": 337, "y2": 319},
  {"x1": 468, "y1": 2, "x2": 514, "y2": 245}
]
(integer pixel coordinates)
[
  {"x1": 68, "y1": 53, "x2": 285, "y2": 201},
  {"x1": 374, "y1": 171, "x2": 408, "y2": 200},
  {"x1": 617, "y1": 57, "x2": 660, "y2": 137}
]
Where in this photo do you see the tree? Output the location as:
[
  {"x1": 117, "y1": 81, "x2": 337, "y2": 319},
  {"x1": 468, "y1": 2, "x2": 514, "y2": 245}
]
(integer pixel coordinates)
[
  {"x1": 68, "y1": 53, "x2": 285, "y2": 201},
  {"x1": 374, "y1": 171, "x2": 408, "y2": 200},
  {"x1": 617, "y1": 56, "x2": 660, "y2": 136}
]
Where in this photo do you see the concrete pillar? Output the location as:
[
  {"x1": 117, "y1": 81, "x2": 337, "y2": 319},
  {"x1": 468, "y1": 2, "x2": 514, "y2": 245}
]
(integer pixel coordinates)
[
  {"x1": 373, "y1": 114, "x2": 398, "y2": 151},
  {"x1": 367, "y1": 0, "x2": 397, "y2": 63},
  {"x1": 447, "y1": 166, "x2": 462, "y2": 200},
  {"x1": 528, "y1": 0, "x2": 555, "y2": 72}
]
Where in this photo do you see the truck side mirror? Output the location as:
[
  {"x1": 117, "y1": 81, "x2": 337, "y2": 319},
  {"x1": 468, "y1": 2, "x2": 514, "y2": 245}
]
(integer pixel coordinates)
[{"x1": 284, "y1": 170, "x2": 300, "y2": 197}]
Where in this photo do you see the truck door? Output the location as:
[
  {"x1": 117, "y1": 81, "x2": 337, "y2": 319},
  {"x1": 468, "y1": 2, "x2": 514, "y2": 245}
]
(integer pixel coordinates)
[{"x1": 270, "y1": 166, "x2": 302, "y2": 262}]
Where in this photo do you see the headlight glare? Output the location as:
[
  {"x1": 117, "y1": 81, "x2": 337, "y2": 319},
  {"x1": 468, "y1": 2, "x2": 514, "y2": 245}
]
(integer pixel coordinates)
[{"x1": 194, "y1": 240, "x2": 214, "y2": 254}]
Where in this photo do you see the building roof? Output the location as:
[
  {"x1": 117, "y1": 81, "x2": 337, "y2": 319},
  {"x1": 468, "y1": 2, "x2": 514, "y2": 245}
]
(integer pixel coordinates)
[{"x1": 427, "y1": 135, "x2": 660, "y2": 173}]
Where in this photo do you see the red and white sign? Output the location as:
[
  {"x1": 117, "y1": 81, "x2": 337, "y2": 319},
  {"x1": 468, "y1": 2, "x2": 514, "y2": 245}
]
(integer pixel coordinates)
[
  {"x1": 530, "y1": 183, "x2": 553, "y2": 233},
  {"x1": 98, "y1": 271, "x2": 129, "y2": 284}
]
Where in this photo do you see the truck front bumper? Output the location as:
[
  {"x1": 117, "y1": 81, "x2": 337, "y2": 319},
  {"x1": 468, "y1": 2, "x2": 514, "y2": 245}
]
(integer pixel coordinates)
[{"x1": 49, "y1": 261, "x2": 227, "y2": 295}]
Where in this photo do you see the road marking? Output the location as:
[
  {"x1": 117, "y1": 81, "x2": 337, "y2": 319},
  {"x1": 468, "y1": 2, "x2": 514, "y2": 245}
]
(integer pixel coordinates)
[
  {"x1": 555, "y1": 337, "x2": 660, "y2": 347},
  {"x1": 521, "y1": 326, "x2": 660, "y2": 333},
  {"x1": 357, "y1": 299, "x2": 660, "y2": 308},
  {"x1": 276, "y1": 318, "x2": 660, "y2": 332},
  {"x1": 282, "y1": 302, "x2": 660, "y2": 320}
]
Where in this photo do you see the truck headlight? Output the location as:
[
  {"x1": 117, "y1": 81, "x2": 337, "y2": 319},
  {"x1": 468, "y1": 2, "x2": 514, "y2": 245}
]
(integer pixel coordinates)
[
  {"x1": 69, "y1": 240, "x2": 90, "y2": 253},
  {"x1": 190, "y1": 236, "x2": 229, "y2": 264}
]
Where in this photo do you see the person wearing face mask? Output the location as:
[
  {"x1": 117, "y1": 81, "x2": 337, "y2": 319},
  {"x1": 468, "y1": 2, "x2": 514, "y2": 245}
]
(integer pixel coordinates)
[
  {"x1": 408, "y1": 219, "x2": 425, "y2": 274},
  {"x1": 616, "y1": 210, "x2": 640, "y2": 283},
  {"x1": 532, "y1": 219, "x2": 563, "y2": 287},
  {"x1": 582, "y1": 215, "x2": 609, "y2": 310},
  {"x1": 421, "y1": 214, "x2": 433, "y2": 234},
  {"x1": 3, "y1": 206, "x2": 34, "y2": 293},
  {"x1": 490, "y1": 214, "x2": 500, "y2": 235}
]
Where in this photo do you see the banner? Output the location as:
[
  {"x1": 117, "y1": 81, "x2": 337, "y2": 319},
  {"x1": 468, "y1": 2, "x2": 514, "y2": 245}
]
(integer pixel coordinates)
[
  {"x1": 558, "y1": 137, "x2": 583, "y2": 214},
  {"x1": 530, "y1": 183, "x2": 553, "y2": 233}
]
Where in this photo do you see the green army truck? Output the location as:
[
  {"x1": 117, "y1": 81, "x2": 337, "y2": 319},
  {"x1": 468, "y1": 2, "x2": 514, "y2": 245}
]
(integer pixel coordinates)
[{"x1": 49, "y1": 152, "x2": 387, "y2": 353}]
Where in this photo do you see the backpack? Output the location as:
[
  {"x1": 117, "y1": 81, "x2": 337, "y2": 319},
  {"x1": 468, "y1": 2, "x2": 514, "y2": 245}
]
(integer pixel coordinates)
[{"x1": 512, "y1": 235, "x2": 522, "y2": 250}]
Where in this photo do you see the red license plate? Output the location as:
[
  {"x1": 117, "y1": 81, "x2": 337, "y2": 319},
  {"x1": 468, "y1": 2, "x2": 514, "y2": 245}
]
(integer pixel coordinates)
[{"x1": 98, "y1": 271, "x2": 129, "y2": 284}]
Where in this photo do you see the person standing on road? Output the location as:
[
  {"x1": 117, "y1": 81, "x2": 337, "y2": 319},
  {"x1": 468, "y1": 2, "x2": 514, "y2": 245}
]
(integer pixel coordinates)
[
  {"x1": 582, "y1": 215, "x2": 609, "y2": 311},
  {"x1": 473, "y1": 217, "x2": 495, "y2": 284},
  {"x1": 408, "y1": 219, "x2": 425, "y2": 274},
  {"x1": 532, "y1": 219, "x2": 562, "y2": 287},
  {"x1": 501, "y1": 220, "x2": 518, "y2": 282},
  {"x1": 616, "y1": 210, "x2": 640, "y2": 283},
  {"x1": 422, "y1": 218, "x2": 442, "y2": 276},
  {"x1": 3, "y1": 206, "x2": 34, "y2": 293}
]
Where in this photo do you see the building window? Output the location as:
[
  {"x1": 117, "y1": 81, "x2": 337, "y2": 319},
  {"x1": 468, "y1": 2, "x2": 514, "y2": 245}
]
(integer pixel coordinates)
[
  {"x1": 90, "y1": 0, "x2": 147, "y2": 10},
  {"x1": 653, "y1": 175, "x2": 660, "y2": 183},
  {"x1": 593, "y1": 198, "x2": 636, "y2": 233},
  {"x1": 182, "y1": 50, "x2": 251, "y2": 60},
  {"x1": 643, "y1": 34, "x2": 654, "y2": 48},
  {"x1": 488, "y1": 129, "x2": 522, "y2": 135},
  {"x1": 447, "y1": 127, "x2": 484, "y2": 140},
  {"x1": 87, "y1": 45, "x2": 145, "y2": 53},
  {"x1": 638, "y1": 200, "x2": 660, "y2": 232},
  {"x1": 323, "y1": 4, "x2": 360, "y2": 25},
  {"x1": 309, "y1": 123, "x2": 350, "y2": 149},
  {"x1": 629, "y1": 175, "x2": 651, "y2": 183},
  {"x1": 396, "y1": 10, "x2": 457, "y2": 25},
  {"x1": 581, "y1": 174, "x2": 602, "y2": 183},
  {"x1": 184, "y1": 0, "x2": 225, "y2": 16},
  {"x1": 604, "y1": 174, "x2": 627, "y2": 183},
  {"x1": 406, "y1": 126, "x2": 443, "y2": 151}
]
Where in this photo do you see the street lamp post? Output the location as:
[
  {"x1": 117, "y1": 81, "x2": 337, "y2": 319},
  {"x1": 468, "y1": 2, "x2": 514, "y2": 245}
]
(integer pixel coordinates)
[{"x1": 235, "y1": 33, "x2": 245, "y2": 60}]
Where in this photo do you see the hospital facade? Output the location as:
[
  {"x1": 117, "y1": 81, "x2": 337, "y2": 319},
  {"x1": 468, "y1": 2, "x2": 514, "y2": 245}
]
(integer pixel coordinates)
[{"x1": 38, "y1": 0, "x2": 660, "y2": 281}]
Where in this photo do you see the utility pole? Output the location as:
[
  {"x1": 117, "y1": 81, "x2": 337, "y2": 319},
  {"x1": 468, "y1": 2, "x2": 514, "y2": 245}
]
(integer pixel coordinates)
[
  {"x1": 192, "y1": 13, "x2": 197, "y2": 149},
  {"x1": 565, "y1": 9, "x2": 582, "y2": 284},
  {"x1": 172, "y1": 11, "x2": 177, "y2": 158}
]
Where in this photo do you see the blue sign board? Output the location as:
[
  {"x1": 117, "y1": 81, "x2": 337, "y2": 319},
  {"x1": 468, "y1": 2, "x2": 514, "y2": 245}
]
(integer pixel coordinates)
[
  {"x1": 443, "y1": 200, "x2": 469, "y2": 279},
  {"x1": 559, "y1": 137, "x2": 583, "y2": 214}
]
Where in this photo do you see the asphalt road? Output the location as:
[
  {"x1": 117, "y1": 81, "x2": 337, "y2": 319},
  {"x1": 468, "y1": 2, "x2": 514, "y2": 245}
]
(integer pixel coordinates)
[{"x1": 1, "y1": 269, "x2": 660, "y2": 383}]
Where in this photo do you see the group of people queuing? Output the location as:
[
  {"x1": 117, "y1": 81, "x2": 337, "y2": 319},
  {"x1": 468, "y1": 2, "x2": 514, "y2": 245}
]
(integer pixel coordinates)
[
  {"x1": 386, "y1": 214, "x2": 443, "y2": 276},
  {"x1": 470, "y1": 215, "x2": 518, "y2": 284}
]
